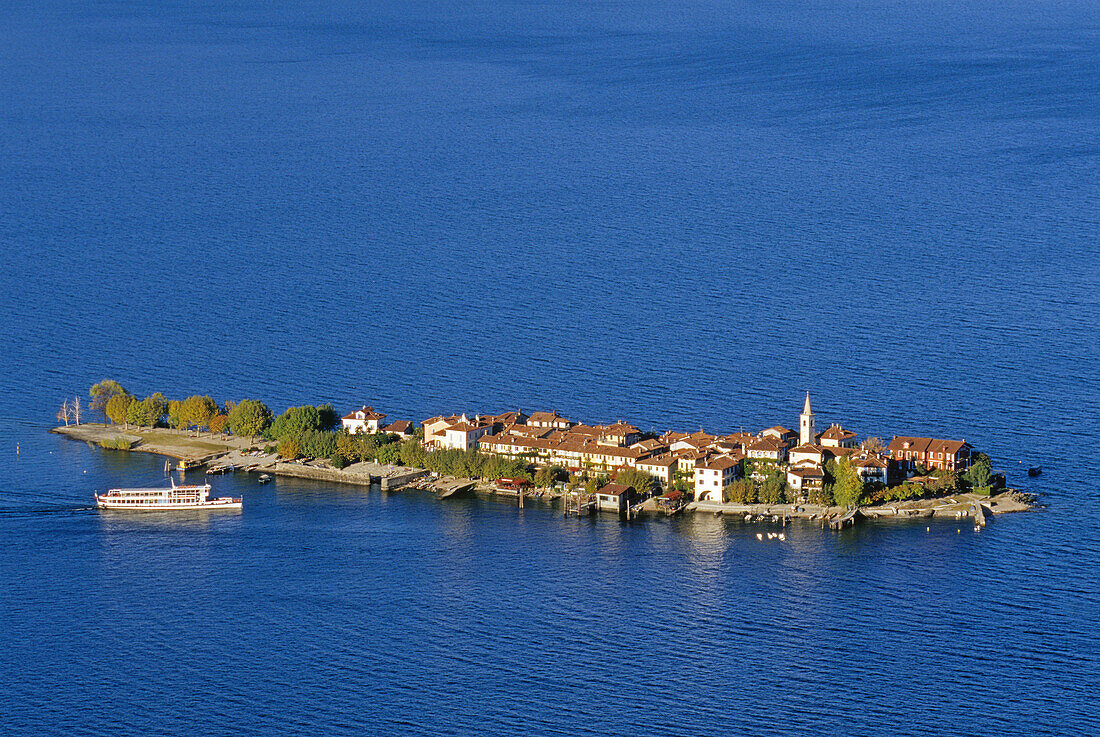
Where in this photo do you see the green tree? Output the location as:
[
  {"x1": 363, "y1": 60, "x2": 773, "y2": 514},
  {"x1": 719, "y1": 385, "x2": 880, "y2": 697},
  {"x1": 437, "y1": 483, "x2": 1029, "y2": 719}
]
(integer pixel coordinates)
[
  {"x1": 105, "y1": 393, "x2": 134, "y2": 426},
  {"x1": 534, "y1": 465, "x2": 568, "y2": 488},
  {"x1": 228, "y1": 399, "x2": 273, "y2": 440},
  {"x1": 830, "y1": 457, "x2": 865, "y2": 508},
  {"x1": 90, "y1": 380, "x2": 127, "y2": 422},
  {"x1": 377, "y1": 443, "x2": 402, "y2": 466},
  {"x1": 131, "y1": 393, "x2": 166, "y2": 427},
  {"x1": 965, "y1": 459, "x2": 992, "y2": 495},
  {"x1": 759, "y1": 470, "x2": 787, "y2": 504},
  {"x1": 269, "y1": 405, "x2": 324, "y2": 440}
]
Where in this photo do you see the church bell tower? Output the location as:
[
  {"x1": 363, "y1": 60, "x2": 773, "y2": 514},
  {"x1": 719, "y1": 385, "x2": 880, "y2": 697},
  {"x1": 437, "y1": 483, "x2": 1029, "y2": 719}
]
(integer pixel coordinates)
[{"x1": 799, "y1": 392, "x2": 815, "y2": 446}]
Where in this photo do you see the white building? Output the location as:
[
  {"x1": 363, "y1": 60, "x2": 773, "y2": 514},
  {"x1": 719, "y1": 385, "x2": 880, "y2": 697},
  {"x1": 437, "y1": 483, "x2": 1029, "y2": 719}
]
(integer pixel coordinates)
[
  {"x1": 694, "y1": 456, "x2": 741, "y2": 502},
  {"x1": 342, "y1": 406, "x2": 387, "y2": 434},
  {"x1": 440, "y1": 414, "x2": 493, "y2": 450}
]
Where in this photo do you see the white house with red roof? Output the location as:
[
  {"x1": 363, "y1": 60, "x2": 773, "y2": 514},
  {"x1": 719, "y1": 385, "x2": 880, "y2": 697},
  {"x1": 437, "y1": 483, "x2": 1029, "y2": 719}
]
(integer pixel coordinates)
[{"x1": 342, "y1": 406, "x2": 387, "y2": 434}]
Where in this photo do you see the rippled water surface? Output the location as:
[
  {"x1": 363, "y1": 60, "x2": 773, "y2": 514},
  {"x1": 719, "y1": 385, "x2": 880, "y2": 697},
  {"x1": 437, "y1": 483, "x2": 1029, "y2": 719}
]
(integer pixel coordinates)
[{"x1": 1, "y1": 1, "x2": 1098, "y2": 735}]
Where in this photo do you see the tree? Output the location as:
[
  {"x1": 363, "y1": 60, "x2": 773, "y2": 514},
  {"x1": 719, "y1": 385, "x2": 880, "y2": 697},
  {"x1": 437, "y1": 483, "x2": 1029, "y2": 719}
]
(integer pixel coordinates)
[
  {"x1": 725, "y1": 478, "x2": 757, "y2": 504},
  {"x1": 830, "y1": 457, "x2": 865, "y2": 508},
  {"x1": 90, "y1": 380, "x2": 127, "y2": 422},
  {"x1": 180, "y1": 395, "x2": 218, "y2": 431},
  {"x1": 105, "y1": 393, "x2": 134, "y2": 426},
  {"x1": 615, "y1": 468, "x2": 655, "y2": 498},
  {"x1": 277, "y1": 438, "x2": 301, "y2": 459},
  {"x1": 167, "y1": 400, "x2": 184, "y2": 430},
  {"x1": 126, "y1": 393, "x2": 167, "y2": 428},
  {"x1": 228, "y1": 399, "x2": 273, "y2": 439},
  {"x1": 966, "y1": 459, "x2": 992, "y2": 495},
  {"x1": 208, "y1": 414, "x2": 228, "y2": 434},
  {"x1": 317, "y1": 404, "x2": 339, "y2": 431},
  {"x1": 377, "y1": 443, "x2": 402, "y2": 466},
  {"x1": 759, "y1": 470, "x2": 786, "y2": 504},
  {"x1": 535, "y1": 465, "x2": 568, "y2": 488},
  {"x1": 57, "y1": 400, "x2": 70, "y2": 426},
  {"x1": 269, "y1": 405, "x2": 325, "y2": 440},
  {"x1": 71, "y1": 396, "x2": 82, "y2": 425}
]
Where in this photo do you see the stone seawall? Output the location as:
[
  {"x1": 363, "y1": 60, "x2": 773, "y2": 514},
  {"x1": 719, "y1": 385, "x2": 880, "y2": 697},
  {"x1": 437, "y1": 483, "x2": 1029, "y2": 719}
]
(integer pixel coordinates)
[{"x1": 273, "y1": 462, "x2": 428, "y2": 490}]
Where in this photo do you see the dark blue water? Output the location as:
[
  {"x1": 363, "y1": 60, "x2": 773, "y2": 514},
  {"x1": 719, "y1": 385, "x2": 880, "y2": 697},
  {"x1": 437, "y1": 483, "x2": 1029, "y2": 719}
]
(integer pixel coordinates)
[{"x1": 1, "y1": 1, "x2": 1098, "y2": 734}]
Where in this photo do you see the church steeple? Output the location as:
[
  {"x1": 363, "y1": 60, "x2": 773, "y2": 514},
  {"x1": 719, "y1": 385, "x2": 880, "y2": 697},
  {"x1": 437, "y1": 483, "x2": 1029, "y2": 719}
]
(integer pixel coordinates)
[{"x1": 799, "y1": 392, "x2": 815, "y2": 446}]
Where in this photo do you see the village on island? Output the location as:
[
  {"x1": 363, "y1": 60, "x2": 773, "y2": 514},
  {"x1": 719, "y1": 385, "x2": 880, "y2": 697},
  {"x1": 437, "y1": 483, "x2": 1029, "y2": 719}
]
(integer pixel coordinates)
[{"x1": 53, "y1": 381, "x2": 1033, "y2": 527}]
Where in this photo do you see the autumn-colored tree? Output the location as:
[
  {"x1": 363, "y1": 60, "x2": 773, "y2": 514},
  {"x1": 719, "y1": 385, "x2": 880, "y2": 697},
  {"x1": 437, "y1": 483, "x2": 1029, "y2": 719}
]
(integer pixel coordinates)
[
  {"x1": 276, "y1": 438, "x2": 301, "y2": 459},
  {"x1": 105, "y1": 393, "x2": 134, "y2": 426},
  {"x1": 208, "y1": 414, "x2": 228, "y2": 434},
  {"x1": 180, "y1": 395, "x2": 218, "y2": 431},
  {"x1": 90, "y1": 380, "x2": 127, "y2": 422}
]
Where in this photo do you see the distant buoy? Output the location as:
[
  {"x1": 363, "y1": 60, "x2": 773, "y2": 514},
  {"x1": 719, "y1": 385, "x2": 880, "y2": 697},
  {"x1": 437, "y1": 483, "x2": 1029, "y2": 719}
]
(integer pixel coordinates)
[
  {"x1": 756, "y1": 533, "x2": 763, "y2": 540},
  {"x1": 926, "y1": 527, "x2": 930, "y2": 532}
]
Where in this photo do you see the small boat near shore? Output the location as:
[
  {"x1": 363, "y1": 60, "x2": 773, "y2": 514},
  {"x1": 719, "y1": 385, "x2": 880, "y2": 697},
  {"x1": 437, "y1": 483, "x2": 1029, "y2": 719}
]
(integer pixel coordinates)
[
  {"x1": 94, "y1": 481, "x2": 241, "y2": 510},
  {"x1": 1028, "y1": 466, "x2": 1042, "y2": 477},
  {"x1": 257, "y1": 474, "x2": 272, "y2": 484}
]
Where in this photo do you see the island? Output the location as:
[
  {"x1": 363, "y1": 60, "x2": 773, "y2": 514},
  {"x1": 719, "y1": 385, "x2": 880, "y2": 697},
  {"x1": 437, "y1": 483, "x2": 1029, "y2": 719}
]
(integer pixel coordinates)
[{"x1": 52, "y1": 381, "x2": 1036, "y2": 527}]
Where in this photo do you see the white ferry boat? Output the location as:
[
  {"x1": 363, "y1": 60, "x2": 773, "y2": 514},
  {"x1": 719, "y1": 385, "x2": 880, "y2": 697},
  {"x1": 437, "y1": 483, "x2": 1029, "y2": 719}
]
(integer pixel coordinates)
[{"x1": 94, "y1": 481, "x2": 242, "y2": 511}]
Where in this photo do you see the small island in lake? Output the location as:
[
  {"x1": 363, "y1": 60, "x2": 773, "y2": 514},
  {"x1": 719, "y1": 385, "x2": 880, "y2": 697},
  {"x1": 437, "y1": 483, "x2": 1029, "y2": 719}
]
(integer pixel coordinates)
[{"x1": 53, "y1": 380, "x2": 1035, "y2": 527}]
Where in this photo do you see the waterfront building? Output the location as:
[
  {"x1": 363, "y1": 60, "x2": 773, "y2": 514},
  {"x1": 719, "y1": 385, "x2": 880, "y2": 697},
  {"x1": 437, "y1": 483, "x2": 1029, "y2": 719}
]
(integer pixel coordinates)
[
  {"x1": 789, "y1": 443, "x2": 826, "y2": 468},
  {"x1": 594, "y1": 483, "x2": 633, "y2": 513},
  {"x1": 422, "y1": 415, "x2": 462, "y2": 445},
  {"x1": 888, "y1": 437, "x2": 972, "y2": 473},
  {"x1": 694, "y1": 456, "x2": 741, "y2": 502},
  {"x1": 342, "y1": 406, "x2": 387, "y2": 434},
  {"x1": 799, "y1": 392, "x2": 816, "y2": 446},
  {"x1": 635, "y1": 454, "x2": 678, "y2": 488},
  {"x1": 786, "y1": 465, "x2": 825, "y2": 494},
  {"x1": 851, "y1": 454, "x2": 889, "y2": 485}
]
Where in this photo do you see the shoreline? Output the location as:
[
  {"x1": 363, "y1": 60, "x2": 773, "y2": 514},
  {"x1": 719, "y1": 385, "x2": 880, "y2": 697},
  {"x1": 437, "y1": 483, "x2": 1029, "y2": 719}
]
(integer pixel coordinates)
[{"x1": 51, "y1": 423, "x2": 1037, "y2": 524}]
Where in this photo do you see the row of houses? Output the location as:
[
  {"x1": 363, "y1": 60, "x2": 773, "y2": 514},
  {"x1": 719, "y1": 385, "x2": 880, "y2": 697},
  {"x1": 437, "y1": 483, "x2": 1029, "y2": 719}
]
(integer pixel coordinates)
[{"x1": 340, "y1": 396, "x2": 974, "y2": 501}]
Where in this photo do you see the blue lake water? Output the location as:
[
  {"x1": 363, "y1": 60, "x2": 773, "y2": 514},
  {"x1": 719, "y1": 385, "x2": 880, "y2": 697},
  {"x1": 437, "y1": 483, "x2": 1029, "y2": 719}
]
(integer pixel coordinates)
[{"x1": 1, "y1": 1, "x2": 1098, "y2": 734}]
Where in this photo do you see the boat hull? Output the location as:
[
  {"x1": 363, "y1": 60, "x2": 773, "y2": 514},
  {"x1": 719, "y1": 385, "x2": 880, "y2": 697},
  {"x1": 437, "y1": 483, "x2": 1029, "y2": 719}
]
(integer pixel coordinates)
[{"x1": 94, "y1": 497, "x2": 242, "y2": 511}]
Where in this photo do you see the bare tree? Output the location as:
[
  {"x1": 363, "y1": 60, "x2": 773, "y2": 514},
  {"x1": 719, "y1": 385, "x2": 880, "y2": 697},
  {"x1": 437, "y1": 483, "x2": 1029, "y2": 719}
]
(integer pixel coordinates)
[
  {"x1": 71, "y1": 396, "x2": 82, "y2": 425},
  {"x1": 58, "y1": 400, "x2": 70, "y2": 426}
]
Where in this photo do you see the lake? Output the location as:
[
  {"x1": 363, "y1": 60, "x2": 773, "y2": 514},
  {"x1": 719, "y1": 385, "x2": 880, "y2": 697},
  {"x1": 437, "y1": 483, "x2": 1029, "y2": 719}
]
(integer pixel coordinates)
[{"x1": 0, "y1": 1, "x2": 1098, "y2": 734}]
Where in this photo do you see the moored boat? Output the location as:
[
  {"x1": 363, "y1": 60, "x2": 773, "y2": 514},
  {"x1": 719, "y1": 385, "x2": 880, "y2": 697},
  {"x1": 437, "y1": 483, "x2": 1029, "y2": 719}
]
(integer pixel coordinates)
[{"x1": 94, "y1": 481, "x2": 242, "y2": 510}]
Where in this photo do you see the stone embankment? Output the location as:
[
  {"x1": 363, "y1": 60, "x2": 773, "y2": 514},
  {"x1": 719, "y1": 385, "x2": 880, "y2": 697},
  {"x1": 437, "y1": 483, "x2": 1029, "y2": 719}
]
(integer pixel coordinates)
[{"x1": 688, "y1": 491, "x2": 1033, "y2": 525}]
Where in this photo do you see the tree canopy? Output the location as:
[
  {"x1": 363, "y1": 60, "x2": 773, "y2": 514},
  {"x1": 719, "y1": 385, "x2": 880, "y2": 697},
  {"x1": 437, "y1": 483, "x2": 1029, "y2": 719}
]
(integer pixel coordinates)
[
  {"x1": 180, "y1": 395, "x2": 218, "y2": 430},
  {"x1": 829, "y1": 457, "x2": 865, "y2": 508},
  {"x1": 614, "y1": 468, "x2": 655, "y2": 497},
  {"x1": 965, "y1": 458, "x2": 992, "y2": 495},
  {"x1": 126, "y1": 393, "x2": 167, "y2": 427},
  {"x1": 270, "y1": 405, "x2": 330, "y2": 440},
  {"x1": 105, "y1": 393, "x2": 134, "y2": 425},
  {"x1": 90, "y1": 380, "x2": 127, "y2": 420},
  {"x1": 228, "y1": 399, "x2": 273, "y2": 438}
]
